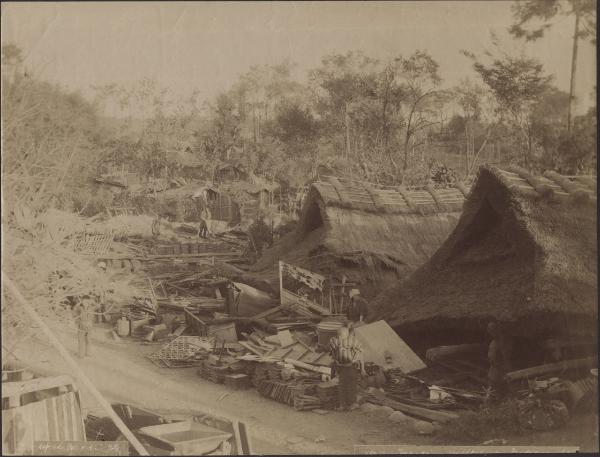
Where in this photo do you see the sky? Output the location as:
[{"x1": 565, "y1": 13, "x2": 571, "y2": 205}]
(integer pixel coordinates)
[{"x1": 1, "y1": 1, "x2": 596, "y2": 116}]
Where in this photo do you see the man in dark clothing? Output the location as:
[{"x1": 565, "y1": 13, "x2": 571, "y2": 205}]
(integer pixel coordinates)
[
  {"x1": 347, "y1": 289, "x2": 368, "y2": 323},
  {"x1": 198, "y1": 218, "x2": 208, "y2": 238},
  {"x1": 487, "y1": 320, "x2": 513, "y2": 400}
]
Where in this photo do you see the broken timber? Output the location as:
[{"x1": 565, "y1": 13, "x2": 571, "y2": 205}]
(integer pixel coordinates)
[
  {"x1": 366, "y1": 395, "x2": 458, "y2": 423},
  {"x1": 505, "y1": 356, "x2": 597, "y2": 382},
  {"x1": 99, "y1": 252, "x2": 242, "y2": 260}
]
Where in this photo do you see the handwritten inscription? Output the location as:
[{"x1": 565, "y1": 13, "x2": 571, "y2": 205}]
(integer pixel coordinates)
[{"x1": 34, "y1": 440, "x2": 129, "y2": 455}]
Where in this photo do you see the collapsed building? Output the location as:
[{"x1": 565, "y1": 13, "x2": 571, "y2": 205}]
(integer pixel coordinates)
[
  {"x1": 251, "y1": 175, "x2": 469, "y2": 298},
  {"x1": 372, "y1": 165, "x2": 598, "y2": 353}
]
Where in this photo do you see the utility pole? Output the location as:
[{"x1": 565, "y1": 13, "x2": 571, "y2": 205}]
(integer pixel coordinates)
[{"x1": 567, "y1": 10, "x2": 581, "y2": 133}]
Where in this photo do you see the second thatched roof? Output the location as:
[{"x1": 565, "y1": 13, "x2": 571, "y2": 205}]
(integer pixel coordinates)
[{"x1": 251, "y1": 175, "x2": 469, "y2": 296}]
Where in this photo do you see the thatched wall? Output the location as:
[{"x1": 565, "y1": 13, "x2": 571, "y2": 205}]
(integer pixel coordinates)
[
  {"x1": 251, "y1": 176, "x2": 467, "y2": 297},
  {"x1": 372, "y1": 165, "x2": 597, "y2": 339}
]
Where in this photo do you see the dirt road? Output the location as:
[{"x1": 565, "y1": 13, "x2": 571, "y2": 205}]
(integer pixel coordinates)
[{"x1": 10, "y1": 323, "x2": 598, "y2": 454}]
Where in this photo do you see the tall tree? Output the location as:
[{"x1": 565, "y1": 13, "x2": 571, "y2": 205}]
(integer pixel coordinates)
[
  {"x1": 509, "y1": 0, "x2": 596, "y2": 132},
  {"x1": 454, "y1": 79, "x2": 492, "y2": 175},
  {"x1": 309, "y1": 51, "x2": 379, "y2": 159},
  {"x1": 470, "y1": 53, "x2": 553, "y2": 166},
  {"x1": 395, "y1": 51, "x2": 444, "y2": 175}
]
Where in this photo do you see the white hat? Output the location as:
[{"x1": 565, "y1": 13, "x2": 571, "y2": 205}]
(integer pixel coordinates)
[
  {"x1": 97, "y1": 261, "x2": 107, "y2": 270},
  {"x1": 349, "y1": 289, "x2": 360, "y2": 298}
]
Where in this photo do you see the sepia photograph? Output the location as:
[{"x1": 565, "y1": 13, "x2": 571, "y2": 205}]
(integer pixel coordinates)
[{"x1": 1, "y1": 1, "x2": 597, "y2": 455}]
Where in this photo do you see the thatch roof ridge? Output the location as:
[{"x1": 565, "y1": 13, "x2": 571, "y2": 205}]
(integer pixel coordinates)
[
  {"x1": 311, "y1": 175, "x2": 469, "y2": 215},
  {"x1": 488, "y1": 165, "x2": 597, "y2": 204}
]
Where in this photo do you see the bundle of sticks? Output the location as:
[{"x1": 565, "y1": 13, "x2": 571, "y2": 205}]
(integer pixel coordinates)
[
  {"x1": 257, "y1": 379, "x2": 296, "y2": 406},
  {"x1": 293, "y1": 394, "x2": 322, "y2": 411}
]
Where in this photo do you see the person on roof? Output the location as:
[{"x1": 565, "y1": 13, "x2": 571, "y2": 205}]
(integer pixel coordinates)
[{"x1": 347, "y1": 289, "x2": 368, "y2": 324}]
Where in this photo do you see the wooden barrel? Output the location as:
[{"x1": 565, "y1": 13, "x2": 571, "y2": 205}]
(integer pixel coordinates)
[{"x1": 317, "y1": 320, "x2": 344, "y2": 349}]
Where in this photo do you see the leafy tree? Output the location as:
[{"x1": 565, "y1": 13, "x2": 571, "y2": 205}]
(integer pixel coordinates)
[
  {"x1": 557, "y1": 106, "x2": 597, "y2": 173},
  {"x1": 509, "y1": 0, "x2": 596, "y2": 131},
  {"x1": 529, "y1": 87, "x2": 570, "y2": 169},
  {"x1": 469, "y1": 52, "x2": 553, "y2": 166},
  {"x1": 310, "y1": 51, "x2": 380, "y2": 159}
]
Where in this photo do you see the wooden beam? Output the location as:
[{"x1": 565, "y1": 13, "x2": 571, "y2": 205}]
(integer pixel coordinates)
[
  {"x1": 2, "y1": 375, "x2": 77, "y2": 399},
  {"x1": 367, "y1": 396, "x2": 458, "y2": 423},
  {"x1": 184, "y1": 307, "x2": 207, "y2": 326},
  {"x1": 425, "y1": 343, "x2": 485, "y2": 362},
  {"x1": 2, "y1": 272, "x2": 149, "y2": 456},
  {"x1": 98, "y1": 252, "x2": 241, "y2": 261},
  {"x1": 283, "y1": 358, "x2": 331, "y2": 376},
  {"x1": 251, "y1": 305, "x2": 284, "y2": 320},
  {"x1": 505, "y1": 356, "x2": 596, "y2": 382}
]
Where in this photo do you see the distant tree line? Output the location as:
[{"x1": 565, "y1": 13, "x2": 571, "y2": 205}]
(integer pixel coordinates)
[{"x1": 1, "y1": 2, "x2": 596, "y2": 216}]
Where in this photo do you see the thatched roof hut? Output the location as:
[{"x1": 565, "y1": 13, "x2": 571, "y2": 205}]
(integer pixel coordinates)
[
  {"x1": 372, "y1": 165, "x2": 597, "y2": 341},
  {"x1": 251, "y1": 175, "x2": 468, "y2": 297}
]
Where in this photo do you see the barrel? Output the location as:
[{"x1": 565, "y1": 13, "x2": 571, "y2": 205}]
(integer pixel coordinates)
[{"x1": 317, "y1": 320, "x2": 344, "y2": 349}]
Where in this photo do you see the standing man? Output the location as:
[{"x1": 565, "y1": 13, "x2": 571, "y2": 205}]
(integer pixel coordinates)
[
  {"x1": 347, "y1": 289, "x2": 368, "y2": 324},
  {"x1": 197, "y1": 217, "x2": 208, "y2": 239},
  {"x1": 152, "y1": 214, "x2": 162, "y2": 238},
  {"x1": 73, "y1": 295, "x2": 94, "y2": 358},
  {"x1": 487, "y1": 320, "x2": 513, "y2": 401}
]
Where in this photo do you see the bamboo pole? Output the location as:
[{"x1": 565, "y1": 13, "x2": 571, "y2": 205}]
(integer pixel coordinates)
[{"x1": 2, "y1": 272, "x2": 150, "y2": 456}]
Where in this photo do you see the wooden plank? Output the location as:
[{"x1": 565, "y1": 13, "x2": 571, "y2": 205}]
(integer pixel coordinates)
[
  {"x1": 2, "y1": 375, "x2": 76, "y2": 399},
  {"x1": 505, "y1": 356, "x2": 596, "y2": 382},
  {"x1": 367, "y1": 396, "x2": 458, "y2": 423},
  {"x1": 277, "y1": 330, "x2": 295, "y2": 348},
  {"x1": 102, "y1": 252, "x2": 241, "y2": 260},
  {"x1": 239, "y1": 341, "x2": 265, "y2": 357},
  {"x1": 353, "y1": 321, "x2": 426, "y2": 374},
  {"x1": 284, "y1": 358, "x2": 331, "y2": 376},
  {"x1": 251, "y1": 305, "x2": 284, "y2": 320},
  {"x1": 184, "y1": 308, "x2": 206, "y2": 326}
]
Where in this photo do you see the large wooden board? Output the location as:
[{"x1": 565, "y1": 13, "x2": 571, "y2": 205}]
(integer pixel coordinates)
[
  {"x1": 354, "y1": 320, "x2": 426, "y2": 374},
  {"x1": 2, "y1": 392, "x2": 86, "y2": 455}
]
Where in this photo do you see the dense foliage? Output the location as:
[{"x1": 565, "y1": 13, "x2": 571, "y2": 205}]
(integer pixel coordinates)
[{"x1": 2, "y1": 35, "x2": 596, "y2": 218}]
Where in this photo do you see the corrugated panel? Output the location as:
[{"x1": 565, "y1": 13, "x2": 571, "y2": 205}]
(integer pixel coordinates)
[{"x1": 2, "y1": 392, "x2": 85, "y2": 455}]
